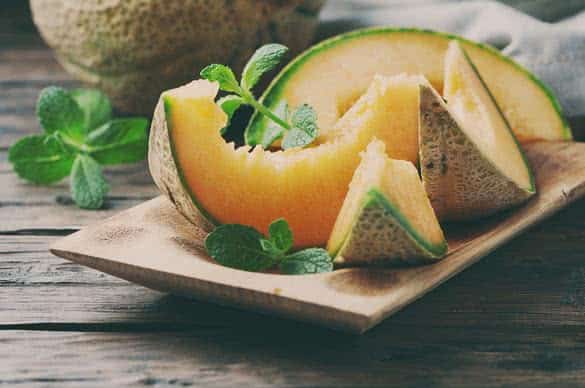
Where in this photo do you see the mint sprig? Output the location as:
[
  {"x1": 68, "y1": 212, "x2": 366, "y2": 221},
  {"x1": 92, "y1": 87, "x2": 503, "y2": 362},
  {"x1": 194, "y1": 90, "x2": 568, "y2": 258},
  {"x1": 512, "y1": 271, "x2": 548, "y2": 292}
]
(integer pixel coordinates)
[
  {"x1": 200, "y1": 44, "x2": 319, "y2": 150},
  {"x1": 205, "y1": 218, "x2": 333, "y2": 275},
  {"x1": 9, "y1": 86, "x2": 149, "y2": 209}
]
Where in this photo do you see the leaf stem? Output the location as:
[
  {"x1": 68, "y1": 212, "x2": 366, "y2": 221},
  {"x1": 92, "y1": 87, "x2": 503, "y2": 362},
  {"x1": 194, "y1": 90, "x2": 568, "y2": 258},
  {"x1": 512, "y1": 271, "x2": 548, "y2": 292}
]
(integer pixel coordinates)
[{"x1": 242, "y1": 90, "x2": 290, "y2": 130}]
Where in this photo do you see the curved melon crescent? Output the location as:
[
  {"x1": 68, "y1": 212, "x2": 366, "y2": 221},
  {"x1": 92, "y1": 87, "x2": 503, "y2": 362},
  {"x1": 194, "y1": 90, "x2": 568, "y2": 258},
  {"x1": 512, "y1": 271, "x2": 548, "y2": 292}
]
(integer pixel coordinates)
[
  {"x1": 246, "y1": 28, "x2": 571, "y2": 145},
  {"x1": 149, "y1": 80, "x2": 376, "y2": 247}
]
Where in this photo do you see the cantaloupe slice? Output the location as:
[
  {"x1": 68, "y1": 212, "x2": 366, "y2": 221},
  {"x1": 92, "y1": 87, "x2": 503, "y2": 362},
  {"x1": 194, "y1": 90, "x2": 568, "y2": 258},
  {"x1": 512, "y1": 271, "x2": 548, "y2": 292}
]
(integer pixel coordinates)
[
  {"x1": 149, "y1": 80, "x2": 387, "y2": 247},
  {"x1": 419, "y1": 42, "x2": 535, "y2": 221},
  {"x1": 246, "y1": 28, "x2": 570, "y2": 146},
  {"x1": 327, "y1": 140, "x2": 447, "y2": 265}
]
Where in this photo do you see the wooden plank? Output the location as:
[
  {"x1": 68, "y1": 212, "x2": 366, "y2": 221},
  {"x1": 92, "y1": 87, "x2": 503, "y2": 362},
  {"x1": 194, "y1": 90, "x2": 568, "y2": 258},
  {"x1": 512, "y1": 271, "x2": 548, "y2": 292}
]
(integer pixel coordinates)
[
  {"x1": 0, "y1": 152, "x2": 157, "y2": 232},
  {"x1": 0, "y1": 329, "x2": 585, "y2": 387},
  {"x1": 2, "y1": 189, "x2": 585, "y2": 328},
  {"x1": 3, "y1": 236, "x2": 585, "y2": 385},
  {"x1": 0, "y1": 20, "x2": 78, "y2": 147},
  {"x1": 50, "y1": 142, "x2": 585, "y2": 333}
]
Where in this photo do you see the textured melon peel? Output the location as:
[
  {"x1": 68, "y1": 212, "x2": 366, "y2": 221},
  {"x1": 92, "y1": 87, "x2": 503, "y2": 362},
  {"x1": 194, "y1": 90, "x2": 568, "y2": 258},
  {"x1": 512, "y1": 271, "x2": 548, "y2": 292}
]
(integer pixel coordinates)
[
  {"x1": 419, "y1": 42, "x2": 535, "y2": 221},
  {"x1": 30, "y1": 0, "x2": 325, "y2": 113},
  {"x1": 149, "y1": 80, "x2": 384, "y2": 247},
  {"x1": 328, "y1": 140, "x2": 447, "y2": 265}
]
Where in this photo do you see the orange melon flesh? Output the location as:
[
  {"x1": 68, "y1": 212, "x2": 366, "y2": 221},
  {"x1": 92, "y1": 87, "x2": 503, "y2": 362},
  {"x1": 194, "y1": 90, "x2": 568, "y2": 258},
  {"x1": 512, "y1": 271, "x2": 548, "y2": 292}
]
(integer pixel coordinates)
[
  {"x1": 443, "y1": 41, "x2": 531, "y2": 190},
  {"x1": 328, "y1": 74, "x2": 424, "y2": 164},
  {"x1": 164, "y1": 80, "x2": 378, "y2": 247}
]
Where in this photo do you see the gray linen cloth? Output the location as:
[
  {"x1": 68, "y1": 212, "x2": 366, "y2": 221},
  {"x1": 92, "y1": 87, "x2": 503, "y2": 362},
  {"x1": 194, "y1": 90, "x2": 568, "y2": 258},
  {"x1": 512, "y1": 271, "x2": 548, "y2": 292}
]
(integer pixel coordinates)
[{"x1": 318, "y1": 0, "x2": 585, "y2": 127}]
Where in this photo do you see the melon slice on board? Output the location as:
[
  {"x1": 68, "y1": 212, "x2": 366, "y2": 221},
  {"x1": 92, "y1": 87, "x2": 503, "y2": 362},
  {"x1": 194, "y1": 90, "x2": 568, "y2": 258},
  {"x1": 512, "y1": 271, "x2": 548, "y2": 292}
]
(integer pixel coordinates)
[
  {"x1": 149, "y1": 80, "x2": 382, "y2": 248},
  {"x1": 419, "y1": 42, "x2": 535, "y2": 221},
  {"x1": 245, "y1": 28, "x2": 571, "y2": 147},
  {"x1": 327, "y1": 140, "x2": 447, "y2": 265}
]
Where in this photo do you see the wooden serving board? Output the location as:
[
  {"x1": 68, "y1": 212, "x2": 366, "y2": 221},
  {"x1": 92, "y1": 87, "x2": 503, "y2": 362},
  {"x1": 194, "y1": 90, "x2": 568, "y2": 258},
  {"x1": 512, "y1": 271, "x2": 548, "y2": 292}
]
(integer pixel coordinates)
[{"x1": 51, "y1": 141, "x2": 585, "y2": 334}]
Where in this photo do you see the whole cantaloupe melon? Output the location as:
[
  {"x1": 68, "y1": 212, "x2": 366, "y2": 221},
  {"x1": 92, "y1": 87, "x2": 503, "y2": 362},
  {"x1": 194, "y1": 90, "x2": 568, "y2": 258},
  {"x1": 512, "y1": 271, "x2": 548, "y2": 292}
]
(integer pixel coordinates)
[{"x1": 30, "y1": 0, "x2": 325, "y2": 114}]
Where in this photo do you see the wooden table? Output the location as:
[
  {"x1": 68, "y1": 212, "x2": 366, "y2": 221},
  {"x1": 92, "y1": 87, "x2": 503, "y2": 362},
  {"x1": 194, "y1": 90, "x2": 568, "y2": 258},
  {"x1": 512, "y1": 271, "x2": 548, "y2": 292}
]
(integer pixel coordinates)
[{"x1": 2, "y1": 3, "x2": 585, "y2": 387}]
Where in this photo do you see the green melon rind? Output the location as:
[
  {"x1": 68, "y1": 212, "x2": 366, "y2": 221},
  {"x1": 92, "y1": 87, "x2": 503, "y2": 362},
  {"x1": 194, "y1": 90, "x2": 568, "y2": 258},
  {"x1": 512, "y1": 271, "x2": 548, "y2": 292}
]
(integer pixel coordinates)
[
  {"x1": 418, "y1": 81, "x2": 535, "y2": 221},
  {"x1": 245, "y1": 27, "x2": 571, "y2": 145},
  {"x1": 333, "y1": 188, "x2": 448, "y2": 265},
  {"x1": 163, "y1": 96, "x2": 220, "y2": 226}
]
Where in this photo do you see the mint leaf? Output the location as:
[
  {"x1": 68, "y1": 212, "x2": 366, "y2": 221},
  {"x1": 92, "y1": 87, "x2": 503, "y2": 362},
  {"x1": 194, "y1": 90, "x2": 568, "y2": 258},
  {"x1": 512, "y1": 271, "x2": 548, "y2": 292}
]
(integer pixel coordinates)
[
  {"x1": 200, "y1": 64, "x2": 241, "y2": 94},
  {"x1": 86, "y1": 118, "x2": 149, "y2": 165},
  {"x1": 70, "y1": 88, "x2": 112, "y2": 132},
  {"x1": 70, "y1": 154, "x2": 109, "y2": 209},
  {"x1": 268, "y1": 218, "x2": 293, "y2": 253},
  {"x1": 205, "y1": 224, "x2": 276, "y2": 271},
  {"x1": 9, "y1": 135, "x2": 75, "y2": 185},
  {"x1": 259, "y1": 238, "x2": 276, "y2": 252},
  {"x1": 291, "y1": 103, "x2": 318, "y2": 130},
  {"x1": 36, "y1": 86, "x2": 85, "y2": 140},
  {"x1": 280, "y1": 248, "x2": 333, "y2": 275},
  {"x1": 282, "y1": 104, "x2": 318, "y2": 150},
  {"x1": 259, "y1": 238, "x2": 284, "y2": 259},
  {"x1": 217, "y1": 95, "x2": 243, "y2": 135},
  {"x1": 241, "y1": 44, "x2": 288, "y2": 91},
  {"x1": 260, "y1": 100, "x2": 288, "y2": 149},
  {"x1": 282, "y1": 128, "x2": 314, "y2": 150},
  {"x1": 218, "y1": 95, "x2": 243, "y2": 121},
  {"x1": 204, "y1": 218, "x2": 334, "y2": 274}
]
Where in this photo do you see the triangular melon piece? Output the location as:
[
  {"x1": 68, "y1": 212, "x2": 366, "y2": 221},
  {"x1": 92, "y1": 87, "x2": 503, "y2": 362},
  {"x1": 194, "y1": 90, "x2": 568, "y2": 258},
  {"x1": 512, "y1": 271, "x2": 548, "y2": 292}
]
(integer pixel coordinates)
[
  {"x1": 327, "y1": 140, "x2": 447, "y2": 265},
  {"x1": 419, "y1": 41, "x2": 535, "y2": 221}
]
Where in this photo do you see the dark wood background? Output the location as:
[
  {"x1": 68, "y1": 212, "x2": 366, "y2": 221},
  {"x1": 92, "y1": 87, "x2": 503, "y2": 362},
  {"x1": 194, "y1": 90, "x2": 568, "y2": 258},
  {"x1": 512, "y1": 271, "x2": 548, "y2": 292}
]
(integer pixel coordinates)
[{"x1": 2, "y1": 2, "x2": 585, "y2": 386}]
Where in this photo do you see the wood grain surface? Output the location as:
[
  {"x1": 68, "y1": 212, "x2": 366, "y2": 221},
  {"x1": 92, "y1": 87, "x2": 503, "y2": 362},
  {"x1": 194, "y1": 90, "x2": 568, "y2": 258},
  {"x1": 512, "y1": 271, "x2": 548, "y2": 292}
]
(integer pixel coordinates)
[
  {"x1": 49, "y1": 141, "x2": 585, "y2": 333},
  {"x1": 3, "y1": 1, "x2": 585, "y2": 386}
]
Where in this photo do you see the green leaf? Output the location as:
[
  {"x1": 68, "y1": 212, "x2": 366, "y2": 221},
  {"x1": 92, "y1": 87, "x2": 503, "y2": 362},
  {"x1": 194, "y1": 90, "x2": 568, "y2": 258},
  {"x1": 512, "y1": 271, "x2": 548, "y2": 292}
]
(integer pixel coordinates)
[
  {"x1": 268, "y1": 218, "x2": 293, "y2": 253},
  {"x1": 217, "y1": 95, "x2": 243, "y2": 135},
  {"x1": 86, "y1": 118, "x2": 149, "y2": 165},
  {"x1": 200, "y1": 64, "x2": 241, "y2": 94},
  {"x1": 241, "y1": 44, "x2": 288, "y2": 91},
  {"x1": 282, "y1": 128, "x2": 314, "y2": 150},
  {"x1": 205, "y1": 224, "x2": 276, "y2": 272},
  {"x1": 259, "y1": 238, "x2": 283, "y2": 259},
  {"x1": 8, "y1": 134, "x2": 75, "y2": 185},
  {"x1": 291, "y1": 103, "x2": 318, "y2": 129},
  {"x1": 70, "y1": 88, "x2": 112, "y2": 132},
  {"x1": 36, "y1": 86, "x2": 85, "y2": 140},
  {"x1": 280, "y1": 248, "x2": 333, "y2": 275},
  {"x1": 282, "y1": 104, "x2": 318, "y2": 149},
  {"x1": 260, "y1": 100, "x2": 288, "y2": 149},
  {"x1": 70, "y1": 154, "x2": 109, "y2": 209}
]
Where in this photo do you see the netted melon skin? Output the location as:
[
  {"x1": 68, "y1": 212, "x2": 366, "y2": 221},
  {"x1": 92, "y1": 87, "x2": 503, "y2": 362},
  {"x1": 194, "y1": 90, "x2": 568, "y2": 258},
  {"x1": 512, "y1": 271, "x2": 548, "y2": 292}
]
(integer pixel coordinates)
[
  {"x1": 336, "y1": 193, "x2": 447, "y2": 266},
  {"x1": 148, "y1": 98, "x2": 215, "y2": 232},
  {"x1": 30, "y1": 0, "x2": 325, "y2": 114},
  {"x1": 419, "y1": 85, "x2": 534, "y2": 221}
]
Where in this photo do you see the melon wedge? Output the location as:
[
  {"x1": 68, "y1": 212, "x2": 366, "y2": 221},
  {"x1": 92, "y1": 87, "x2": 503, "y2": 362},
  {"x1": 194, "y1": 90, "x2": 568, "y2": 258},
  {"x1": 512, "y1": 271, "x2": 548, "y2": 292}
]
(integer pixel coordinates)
[
  {"x1": 327, "y1": 140, "x2": 447, "y2": 265},
  {"x1": 246, "y1": 28, "x2": 570, "y2": 146},
  {"x1": 419, "y1": 42, "x2": 535, "y2": 221},
  {"x1": 149, "y1": 80, "x2": 384, "y2": 247}
]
